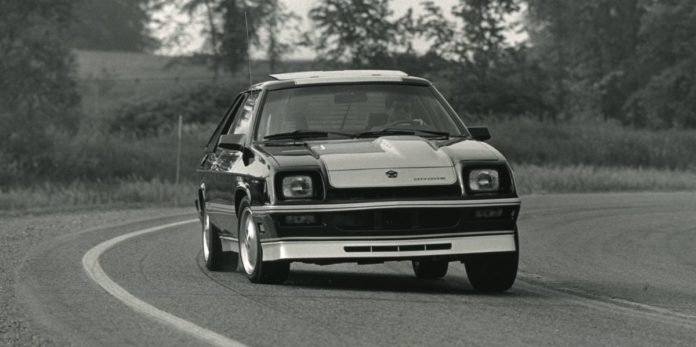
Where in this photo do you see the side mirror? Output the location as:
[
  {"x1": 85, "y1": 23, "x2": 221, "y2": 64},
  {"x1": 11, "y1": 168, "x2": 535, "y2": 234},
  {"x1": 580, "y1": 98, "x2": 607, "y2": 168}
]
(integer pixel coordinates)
[
  {"x1": 218, "y1": 134, "x2": 245, "y2": 151},
  {"x1": 218, "y1": 134, "x2": 254, "y2": 165},
  {"x1": 468, "y1": 126, "x2": 491, "y2": 141}
]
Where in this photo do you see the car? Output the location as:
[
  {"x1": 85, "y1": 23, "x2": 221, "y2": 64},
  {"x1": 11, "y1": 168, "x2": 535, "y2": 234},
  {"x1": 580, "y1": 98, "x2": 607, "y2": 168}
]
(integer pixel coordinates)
[{"x1": 195, "y1": 70, "x2": 521, "y2": 292}]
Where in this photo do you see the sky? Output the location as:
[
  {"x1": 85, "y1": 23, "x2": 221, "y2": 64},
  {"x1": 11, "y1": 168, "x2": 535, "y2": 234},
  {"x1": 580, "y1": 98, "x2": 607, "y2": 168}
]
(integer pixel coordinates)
[{"x1": 151, "y1": 0, "x2": 525, "y2": 59}]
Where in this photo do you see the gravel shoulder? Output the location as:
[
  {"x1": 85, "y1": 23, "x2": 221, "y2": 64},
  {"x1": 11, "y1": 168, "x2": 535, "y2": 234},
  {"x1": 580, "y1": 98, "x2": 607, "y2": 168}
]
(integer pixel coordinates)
[{"x1": 0, "y1": 207, "x2": 188, "y2": 346}]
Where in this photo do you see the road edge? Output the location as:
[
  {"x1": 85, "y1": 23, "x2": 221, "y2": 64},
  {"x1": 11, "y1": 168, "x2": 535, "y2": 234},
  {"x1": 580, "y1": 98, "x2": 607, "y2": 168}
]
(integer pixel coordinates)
[{"x1": 81, "y1": 219, "x2": 246, "y2": 347}]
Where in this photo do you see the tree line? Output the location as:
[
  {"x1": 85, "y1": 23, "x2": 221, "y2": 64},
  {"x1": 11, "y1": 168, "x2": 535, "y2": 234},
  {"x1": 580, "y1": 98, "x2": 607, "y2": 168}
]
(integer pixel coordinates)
[{"x1": 2, "y1": 0, "x2": 696, "y2": 168}]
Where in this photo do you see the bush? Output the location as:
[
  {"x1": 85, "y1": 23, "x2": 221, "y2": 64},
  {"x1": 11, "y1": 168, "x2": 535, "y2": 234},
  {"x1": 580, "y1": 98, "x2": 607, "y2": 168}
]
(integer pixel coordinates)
[
  {"x1": 109, "y1": 80, "x2": 248, "y2": 135},
  {"x1": 482, "y1": 117, "x2": 696, "y2": 170},
  {"x1": 0, "y1": 123, "x2": 211, "y2": 187}
]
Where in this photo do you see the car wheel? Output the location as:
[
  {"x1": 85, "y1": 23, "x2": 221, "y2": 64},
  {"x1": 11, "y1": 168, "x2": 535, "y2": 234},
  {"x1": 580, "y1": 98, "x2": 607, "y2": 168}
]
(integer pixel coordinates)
[
  {"x1": 202, "y1": 210, "x2": 238, "y2": 271},
  {"x1": 238, "y1": 197, "x2": 289, "y2": 284},
  {"x1": 411, "y1": 259, "x2": 449, "y2": 279},
  {"x1": 464, "y1": 251, "x2": 518, "y2": 292}
]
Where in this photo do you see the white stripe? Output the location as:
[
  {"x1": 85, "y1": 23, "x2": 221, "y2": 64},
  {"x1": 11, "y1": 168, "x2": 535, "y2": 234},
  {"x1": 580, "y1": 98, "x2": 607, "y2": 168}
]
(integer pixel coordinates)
[
  {"x1": 82, "y1": 219, "x2": 246, "y2": 347},
  {"x1": 260, "y1": 230, "x2": 514, "y2": 242},
  {"x1": 251, "y1": 198, "x2": 521, "y2": 213}
]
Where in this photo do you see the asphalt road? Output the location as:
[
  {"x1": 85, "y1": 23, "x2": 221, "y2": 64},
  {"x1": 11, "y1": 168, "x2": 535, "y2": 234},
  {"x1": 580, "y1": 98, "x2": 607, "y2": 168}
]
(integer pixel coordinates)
[{"x1": 14, "y1": 193, "x2": 696, "y2": 346}]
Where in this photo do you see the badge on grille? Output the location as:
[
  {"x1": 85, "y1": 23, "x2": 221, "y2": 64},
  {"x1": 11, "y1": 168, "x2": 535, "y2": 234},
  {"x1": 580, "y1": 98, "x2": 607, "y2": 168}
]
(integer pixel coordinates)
[{"x1": 385, "y1": 170, "x2": 398, "y2": 178}]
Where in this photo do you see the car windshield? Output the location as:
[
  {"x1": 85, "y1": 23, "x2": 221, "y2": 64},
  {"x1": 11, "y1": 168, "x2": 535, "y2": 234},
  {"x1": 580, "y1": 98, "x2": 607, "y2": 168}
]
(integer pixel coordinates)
[{"x1": 256, "y1": 84, "x2": 465, "y2": 140}]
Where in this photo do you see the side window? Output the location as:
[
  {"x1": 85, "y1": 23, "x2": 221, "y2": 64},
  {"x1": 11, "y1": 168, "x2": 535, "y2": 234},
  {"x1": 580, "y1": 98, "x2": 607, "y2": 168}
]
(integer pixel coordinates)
[
  {"x1": 205, "y1": 94, "x2": 246, "y2": 153},
  {"x1": 227, "y1": 91, "x2": 259, "y2": 136}
]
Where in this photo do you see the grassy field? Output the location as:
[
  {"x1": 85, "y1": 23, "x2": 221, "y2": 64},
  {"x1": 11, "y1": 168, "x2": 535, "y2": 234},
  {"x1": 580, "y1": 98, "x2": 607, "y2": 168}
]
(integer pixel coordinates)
[
  {"x1": 513, "y1": 164, "x2": 696, "y2": 194},
  {"x1": 486, "y1": 117, "x2": 696, "y2": 170},
  {"x1": 3, "y1": 51, "x2": 692, "y2": 212},
  {"x1": 0, "y1": 179, "x2": 195, "y2": 212},
  {"x1": 3, "y1": 164, "x2": 695, "y2": 212},
  {"x1": 74, "y1": 49, "x2": 313, "y2": 115}
]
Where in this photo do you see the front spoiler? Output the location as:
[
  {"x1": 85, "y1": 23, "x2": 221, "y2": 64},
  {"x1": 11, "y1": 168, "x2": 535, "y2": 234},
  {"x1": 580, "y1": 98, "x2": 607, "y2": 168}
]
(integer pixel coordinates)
[{"x1": 260, "y1": 232, "x2": 516, "y2": 261}]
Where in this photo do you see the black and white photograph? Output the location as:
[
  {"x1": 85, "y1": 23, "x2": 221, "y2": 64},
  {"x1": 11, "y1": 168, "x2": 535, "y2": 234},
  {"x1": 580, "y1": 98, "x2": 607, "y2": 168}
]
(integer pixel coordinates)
[{"x1": 1, "y1": 0, "x2": 695, "y2": 346}]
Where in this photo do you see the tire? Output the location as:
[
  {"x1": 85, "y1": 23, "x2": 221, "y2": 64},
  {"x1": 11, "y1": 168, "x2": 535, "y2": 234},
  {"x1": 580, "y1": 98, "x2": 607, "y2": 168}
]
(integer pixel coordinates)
[
  {"x1": 238, "y1": 197, "x2": 290, "y2": 284},
  {"x1": 202, "y1": 210, "x2": 238, "y2": 271},
  {"x1": 412, "y1": 259, "x2": 449, "y2": 279},
  {"x1": 464, "y1": 251, "x2": 518, "y2": 292}
]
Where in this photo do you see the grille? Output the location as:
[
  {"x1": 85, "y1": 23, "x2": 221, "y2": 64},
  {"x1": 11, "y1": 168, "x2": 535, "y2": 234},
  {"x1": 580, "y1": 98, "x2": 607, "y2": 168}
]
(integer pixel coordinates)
[
  {"x1": 326, "y1": 184, "x2": 462, "y2": 201},
  {"x1": 331, "y1": 208, "x2": 461, "y2": 231}
]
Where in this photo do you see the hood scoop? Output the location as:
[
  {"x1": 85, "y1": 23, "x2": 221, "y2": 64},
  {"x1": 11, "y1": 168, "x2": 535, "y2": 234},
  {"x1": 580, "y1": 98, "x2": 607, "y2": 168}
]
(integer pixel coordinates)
[{"x1": 312, "y1": 136, "x2": 457, "y2": 188}]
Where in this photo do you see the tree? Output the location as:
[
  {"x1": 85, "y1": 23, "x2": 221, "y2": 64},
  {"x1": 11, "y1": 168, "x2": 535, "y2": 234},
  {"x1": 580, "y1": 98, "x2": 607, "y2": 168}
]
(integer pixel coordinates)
[
  {"x1": 0, "y1": 0, "x2": 81, "y2": 181},
  {"x1": 257, "y1": 0, "x2": 301, "y2": 72},
  {"x1": 68, "y1": 0, "x2": 156, "y2": 52},
  {"x1": 306, "y1": 0, "x2": 416, "y2": 68},
  {"x1": 419, "y1": 0, "x2": 553, "y2": 116},
  {"x1": 167, "y1": 0, "x2": 295, "y2": 74},
  {"x1": 526, "y1": 0, "x2": 646, "y2": 120},
  {"x1": 623, "y1": 0, "x2": 696, "y2": 128}
]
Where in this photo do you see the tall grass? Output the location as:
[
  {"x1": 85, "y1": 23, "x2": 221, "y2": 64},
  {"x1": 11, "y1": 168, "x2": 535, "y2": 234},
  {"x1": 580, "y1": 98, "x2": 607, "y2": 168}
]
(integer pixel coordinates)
[
  {"x1": 2, "y1": 165, "x2": 694, "y2": 212},
  {"x1": 514, "y1": 164, "x2": 696, "y2": 194},
  {"x1": 0, "y1": 179, "x2": 195, "y2": 211},
  {"x1": 485, "y1": 118, "x2": 696, "y2": 170},
  {"x1": 3, "y1": 117, "x2": 695, "y2": 211}
]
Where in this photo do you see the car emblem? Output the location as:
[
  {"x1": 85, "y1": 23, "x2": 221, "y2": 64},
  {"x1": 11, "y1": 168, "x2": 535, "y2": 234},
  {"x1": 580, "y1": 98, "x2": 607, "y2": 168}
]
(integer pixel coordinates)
[{"x1": 385, "y1": 170, "x2": 398, "y2": 178}]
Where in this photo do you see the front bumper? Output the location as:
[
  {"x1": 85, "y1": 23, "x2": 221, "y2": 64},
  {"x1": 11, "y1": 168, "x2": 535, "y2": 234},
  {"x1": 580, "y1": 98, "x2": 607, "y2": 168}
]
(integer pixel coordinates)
[
  {"x1": 252, "y1": 198, "x2": 521, "y2": 262},
  {"x1": 261, "y1": 233, "x2": 516, "y2": 261}
]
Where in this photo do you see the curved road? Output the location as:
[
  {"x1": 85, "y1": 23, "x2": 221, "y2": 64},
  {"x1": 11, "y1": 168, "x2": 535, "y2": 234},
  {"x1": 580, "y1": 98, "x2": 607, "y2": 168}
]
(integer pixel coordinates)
[{"x1": 15, "y1": 193, "x2": 696, "y2": 346}]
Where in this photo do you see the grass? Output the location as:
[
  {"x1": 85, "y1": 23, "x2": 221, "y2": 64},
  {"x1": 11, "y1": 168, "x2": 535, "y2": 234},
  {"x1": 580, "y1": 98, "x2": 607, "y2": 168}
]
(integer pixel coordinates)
[
  {"x1": 0, "y1": 179, "x2": 196, "y2": 212},
  {"x1": 484, "y1": 117, "x2": 696, "y2": 170},
  {"x1": 74, "y1": 49, "x2": 314, "y2": 115},
  {"x1": 2, "y1": 165, "x2": 695, "y2": 212},
  {"x1": 513, "y1": 164, "x2": 696, "y2": 194}
]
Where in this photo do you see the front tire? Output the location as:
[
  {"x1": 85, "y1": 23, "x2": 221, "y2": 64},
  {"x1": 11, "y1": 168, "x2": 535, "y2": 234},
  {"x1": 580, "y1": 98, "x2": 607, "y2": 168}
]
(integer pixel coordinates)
[
  {"x1": 238, "y1": 198, "x2": 289, "y2": 284},
  {"x1": 202, "y1": 210, "x2": 238, "y2": 271},
  {"x1": 464, "y1": 251, "x2": 518, "y2": 292},
  {"x1": 412, "y1": 259, "x2": 449, "y2": 279}
]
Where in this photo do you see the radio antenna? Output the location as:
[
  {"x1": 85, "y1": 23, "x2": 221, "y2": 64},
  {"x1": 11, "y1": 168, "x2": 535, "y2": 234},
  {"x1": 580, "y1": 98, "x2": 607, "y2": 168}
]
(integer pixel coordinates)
[{"x1": 244, "y1": 11, "x2": 253, "y2": 85}]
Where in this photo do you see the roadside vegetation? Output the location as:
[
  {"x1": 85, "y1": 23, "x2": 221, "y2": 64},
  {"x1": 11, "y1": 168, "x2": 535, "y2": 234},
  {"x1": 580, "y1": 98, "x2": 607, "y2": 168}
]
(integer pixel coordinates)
[
  {"x1": 2, "y1": 0, "x2": 696, "y2": 212},
  {"x1": 4, "y1": 162, "x2": 696, "y2": 212},
  {"x1": 2, "y1": 116, "x2": 695, "y2": 212}
]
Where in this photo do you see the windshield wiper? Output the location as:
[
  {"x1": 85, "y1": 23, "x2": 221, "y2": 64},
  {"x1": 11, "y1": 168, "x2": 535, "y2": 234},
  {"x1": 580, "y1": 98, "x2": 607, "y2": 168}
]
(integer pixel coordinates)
[
  {"x1": 357, "y1": 128, "x2": 456, "y2": 139},
  {"x1": 356, "y1": 129, "x2": 416, "y2": 138},
  {"x1": 264, "y1": 129, "x2": 355, "y2": 141}
]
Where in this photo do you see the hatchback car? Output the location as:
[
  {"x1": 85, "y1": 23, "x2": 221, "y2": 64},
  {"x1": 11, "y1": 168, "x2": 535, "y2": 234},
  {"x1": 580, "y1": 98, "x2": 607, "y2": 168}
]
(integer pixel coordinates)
[{"x1": 195, "y1": 70, "x2": 520, "y2": 292}]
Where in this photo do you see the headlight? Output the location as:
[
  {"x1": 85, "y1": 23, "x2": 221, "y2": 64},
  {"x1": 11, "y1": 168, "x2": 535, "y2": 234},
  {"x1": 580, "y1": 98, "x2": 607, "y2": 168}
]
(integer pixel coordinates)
[
  {"x1": 469, "y1": 169, "x2": 499, "y2": 192},
  {"x1": 282, "y1": 175, "x2": 314, "y2": 199}
]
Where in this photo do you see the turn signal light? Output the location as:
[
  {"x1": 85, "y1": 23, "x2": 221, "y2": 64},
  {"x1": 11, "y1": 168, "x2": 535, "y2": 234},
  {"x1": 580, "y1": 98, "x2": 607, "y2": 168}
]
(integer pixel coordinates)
[{"x1": 474, "y1": 208, "x2": 504, "y2": 219}]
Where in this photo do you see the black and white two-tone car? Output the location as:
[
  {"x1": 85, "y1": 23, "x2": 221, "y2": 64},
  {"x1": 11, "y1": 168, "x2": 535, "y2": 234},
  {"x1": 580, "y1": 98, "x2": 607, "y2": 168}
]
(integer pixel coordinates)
[{"x1": 195, "y1": 70, "x2": 521, "y2": 292}]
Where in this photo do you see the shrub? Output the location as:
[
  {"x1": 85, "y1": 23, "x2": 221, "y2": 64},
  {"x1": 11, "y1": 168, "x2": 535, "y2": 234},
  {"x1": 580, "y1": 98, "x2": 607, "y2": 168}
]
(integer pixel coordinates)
[
  {"x1": 109, "y1": 80, "x2": 248, "y2": 135},
  {"x1": 481, "y1": 117, "x2": 696, "y2": 170}
]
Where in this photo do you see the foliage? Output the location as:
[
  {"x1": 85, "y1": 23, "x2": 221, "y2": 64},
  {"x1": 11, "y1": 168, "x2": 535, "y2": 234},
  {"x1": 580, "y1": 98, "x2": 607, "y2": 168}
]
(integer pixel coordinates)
[
  {"x1": 0, "y1": 179, "x2": 195, "y2": 211},
  {"x1": 306, "y1": 0, "x2": 416, "y2": 68},
  {"x1": 0, "y1": 0, "x2": 81, "y2": 178},
  {"x1": 157, "y1": 0, "x2": 298, "y2": 74},
  {"x1": 68, "y1": 0, "x2": 156, "y2": 52},
  {"x1": 622, "y1": 0, "x2": 696, "y2": 128},
  {"x1": 5, "y1": 163, "x2": 696, "y2": 211},
  {"x1": 109, "y1": 81, "x2": 247, "y2": 135},
  {"x1": 418, "y1": 0, "x2": 554, "y2": 116},
  {"x1": 526, "y1": 0, "x2": 696, "y2": 128},
  {"x1": 485, "y1": 117, "x2": 696, "y2": 170},
  {"x1": 257, "y1": 0, "x2": 301, "y2": 72},
  {"x1": 513, "y1": 164, "x2": 696, "y2": 194}
]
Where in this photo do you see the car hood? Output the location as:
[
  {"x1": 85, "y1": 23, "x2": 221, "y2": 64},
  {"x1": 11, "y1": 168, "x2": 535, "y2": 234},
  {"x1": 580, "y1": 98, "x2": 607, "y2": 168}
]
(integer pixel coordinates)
[{"x1": 259, "y1": 136, "x2": 501, "y2": 188}]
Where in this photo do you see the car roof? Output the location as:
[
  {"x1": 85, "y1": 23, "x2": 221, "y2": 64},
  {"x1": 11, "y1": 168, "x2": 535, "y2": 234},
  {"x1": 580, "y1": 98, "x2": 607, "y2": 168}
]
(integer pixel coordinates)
[
  {"x1": 270, "y1": 70, "x2": 407, "y2": 82},
  {"x1": 249, "y1": 70, "x2": 430, "y2": 91}
]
